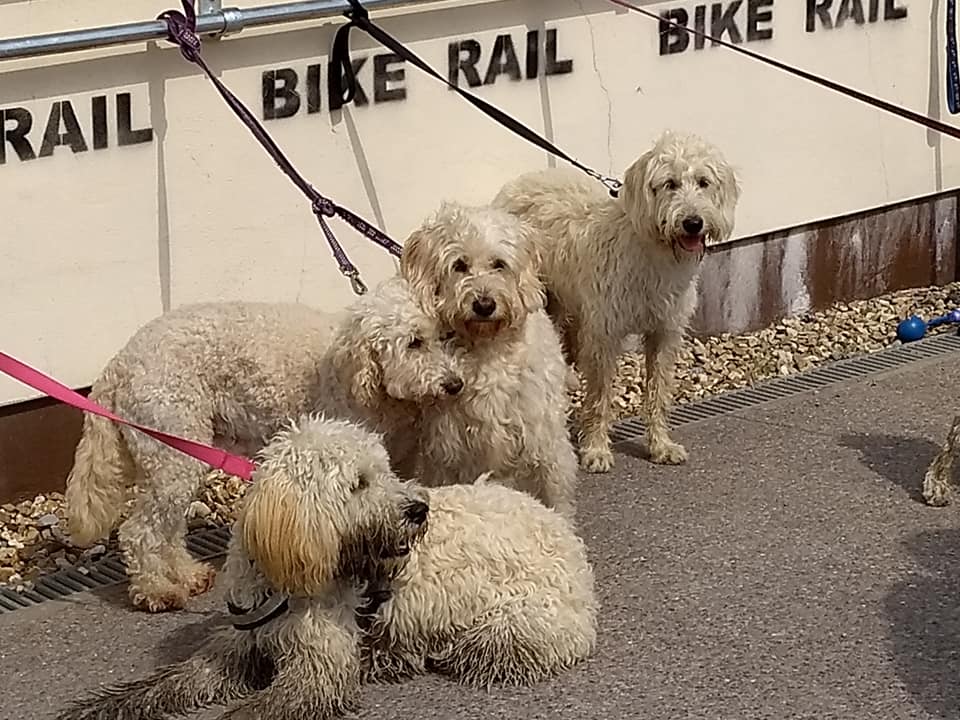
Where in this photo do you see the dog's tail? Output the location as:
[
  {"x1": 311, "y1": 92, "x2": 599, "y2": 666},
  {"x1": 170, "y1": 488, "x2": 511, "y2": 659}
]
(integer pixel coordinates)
[
  {"x1": 64, "y1": 383, "x2": 132, "y2": 547},
  {"x1": 56, "y1": 647, "x2": 245, "y2": 720}
]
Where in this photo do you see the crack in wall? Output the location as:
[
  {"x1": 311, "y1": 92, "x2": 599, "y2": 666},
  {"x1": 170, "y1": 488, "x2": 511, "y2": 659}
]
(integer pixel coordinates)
[{"x1": 577, "y1": 1, "x2": 614, "y2": 173}]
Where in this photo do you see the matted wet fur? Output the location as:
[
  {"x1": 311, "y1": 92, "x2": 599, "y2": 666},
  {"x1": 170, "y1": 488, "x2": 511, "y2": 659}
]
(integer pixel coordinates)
[
  {"x1": 64, "y1": 277, "x2": 461, "y2": 613},
  {"x1": 58, "y1": 416, "x2": 597, "y2": 720},
  {"x1": 400, "y1": 201, "x2": 580, "y2": 520},
  {"x1": 922, "y1": 413, "x2": 960, "y2": 506},
  {"x1": 493, "y1": 129, "x2": 740, "y2": 473}
]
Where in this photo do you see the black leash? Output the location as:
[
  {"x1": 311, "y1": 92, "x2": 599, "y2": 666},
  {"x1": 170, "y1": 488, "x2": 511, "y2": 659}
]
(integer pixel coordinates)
[
  {"x1": 608, "y1": 0, "x2": 960, "y2": 140},
  {"x1": 327, "y1": 0, "x2": 623, "y2": 197},
  {"x1": 948, "y1": 0, "x2": 960, "y2": 115},
  {"x1": 159, "y1": 0, "x2": 405, "y2": 296}
]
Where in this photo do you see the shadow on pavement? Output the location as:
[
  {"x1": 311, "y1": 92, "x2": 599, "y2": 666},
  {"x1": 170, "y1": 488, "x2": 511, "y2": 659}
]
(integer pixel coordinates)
[
  {"x1": 886, "y1": 529, "x2": 960, "y2": 720},
  {"x1": 838, "y1": 432, "x2": 945, "y2": 504}
]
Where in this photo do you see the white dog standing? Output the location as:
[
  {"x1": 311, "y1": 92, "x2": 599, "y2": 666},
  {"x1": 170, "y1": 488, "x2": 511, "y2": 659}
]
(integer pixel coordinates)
[
  {"x1": 65, "y1": 278, "x2": 462, "y2": 612},
  {"x1": 493, "y1": 130, "x2": 740, "y2": 472},
  {"x1": 400, "y1": 202, "x2": 579, "y2": 520}
]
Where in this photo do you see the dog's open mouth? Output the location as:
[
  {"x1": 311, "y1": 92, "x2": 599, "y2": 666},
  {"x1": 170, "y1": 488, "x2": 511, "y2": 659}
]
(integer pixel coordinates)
[
  {"x1": 464, "y1": 318, "x2": 506, "y2": 338},
  {"x1": 676, "y1": 234, "x2": 706, "y2": 254}
]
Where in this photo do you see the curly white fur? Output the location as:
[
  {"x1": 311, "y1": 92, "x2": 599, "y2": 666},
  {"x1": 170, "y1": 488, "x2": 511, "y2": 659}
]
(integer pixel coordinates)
[
  {"x1": 400, "y1": 202, "x2": 580, "y2": 520},
  {"x1": 493, "y1": 130, "x2": 740, "y2": 472},
  {"x1": 64, "y1": 277, "x2": 462, "y2": 613},
  {"x1": 58, "y1": 416, "x2": 597, "y2": 720}
]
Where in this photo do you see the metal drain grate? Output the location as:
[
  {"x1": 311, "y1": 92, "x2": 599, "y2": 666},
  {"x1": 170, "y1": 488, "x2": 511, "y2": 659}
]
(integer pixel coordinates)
[
  {"x1": 608, "y1": 330, "x2": 960, "y2": 445},
  {"x1": 1, "y1": 330, "x2": 958, "y2": 614},
  {"x1": 0, "y1": 524, "x2": 232, "y2": 614}
]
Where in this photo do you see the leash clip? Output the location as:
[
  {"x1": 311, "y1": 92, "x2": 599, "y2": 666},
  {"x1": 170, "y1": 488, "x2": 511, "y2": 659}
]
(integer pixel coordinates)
[
  {"x1": 597, "y1": 174, "x2": 623, "y2": 198},
  {"x1": 345, "y1": 268, "x2": 368, "y2": 296}
]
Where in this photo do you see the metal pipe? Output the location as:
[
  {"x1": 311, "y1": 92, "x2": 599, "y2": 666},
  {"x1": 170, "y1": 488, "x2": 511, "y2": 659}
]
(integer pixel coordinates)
[{"x1": 0, "y1": 0, "x2": 425, "y2": 62}]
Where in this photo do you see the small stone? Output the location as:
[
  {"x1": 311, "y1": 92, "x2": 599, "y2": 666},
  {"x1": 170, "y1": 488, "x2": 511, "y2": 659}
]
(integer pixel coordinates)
[
  {"x1": 35, "y1": 513, "x2": 59, "y2": 528},
  {"x1": 81, "y1": 544, "x2": 107, "y2": 560},
  {"x1": 21, "y1": 527, "x2": 40, "y2": 545},
  {"x1": 187, "y1": 501, "x2": 212, "y2": 520},
  {"x1": 54, "y1": 557, "x2": 74, "y2": 571}
]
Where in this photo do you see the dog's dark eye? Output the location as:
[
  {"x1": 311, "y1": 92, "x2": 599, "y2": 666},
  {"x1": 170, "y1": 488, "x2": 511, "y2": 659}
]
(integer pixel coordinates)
[
  {"x1": 698, "y1": 177, "x2": 711, "y2": 189},
  {"x1": 408, "y1": 337, "x2": 423, "y2": 349},
  {"x1": 441, "y1": 330, "x2": 457, "y2": 341},
  {"x1": 664, "y1": 179, "x2": 678, "y2": 191},
  {"x1": 491, "y1": 259, "x2": 507, "y2": 271},
  {"x1": 354, "y1": 473, "x2": 369, "y2": 493},
  {"x1": 452, "y1": 259, "x2": 468, "y2": 273}
]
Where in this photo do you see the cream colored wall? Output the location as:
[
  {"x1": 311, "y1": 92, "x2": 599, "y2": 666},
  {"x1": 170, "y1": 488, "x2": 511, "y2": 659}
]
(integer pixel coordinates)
[{"x1": 0, "y1": 0, "x2": 954, "y2": 404}]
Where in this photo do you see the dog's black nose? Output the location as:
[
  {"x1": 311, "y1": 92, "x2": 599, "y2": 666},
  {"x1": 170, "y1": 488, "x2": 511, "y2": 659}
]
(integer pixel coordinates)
[
  {"x1": 442, "y1": 377, "x2": 464, "y2": 395},
  {"x1": 472, "y1": 296, "x2": 497, "y2": 317},
  {"x1": 405, "y1": 501, "x2": 429, "y2": 525},
  {"x1": 682, "y1": 216, "x2": 704, "y2": 235}
]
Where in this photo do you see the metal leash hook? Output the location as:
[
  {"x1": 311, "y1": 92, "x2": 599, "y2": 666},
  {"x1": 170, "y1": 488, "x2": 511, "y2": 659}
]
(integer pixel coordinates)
[
  {"x1": 597, "y1": 174, "x2": 623, "y2": 198},
  {"x1": 312, "y1": 197, "x2": 369, "y2": 295}
]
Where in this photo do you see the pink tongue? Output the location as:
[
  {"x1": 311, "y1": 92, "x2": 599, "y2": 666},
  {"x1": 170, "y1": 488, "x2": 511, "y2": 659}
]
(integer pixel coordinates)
[{"x1": 679, "y1": 235, "x2": 704, "y2": 252}]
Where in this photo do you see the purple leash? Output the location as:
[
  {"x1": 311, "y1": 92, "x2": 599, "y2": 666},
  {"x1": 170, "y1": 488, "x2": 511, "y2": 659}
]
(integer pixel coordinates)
[{"x1": 158, "y1": 0, "x2": 404, "y2": 295}]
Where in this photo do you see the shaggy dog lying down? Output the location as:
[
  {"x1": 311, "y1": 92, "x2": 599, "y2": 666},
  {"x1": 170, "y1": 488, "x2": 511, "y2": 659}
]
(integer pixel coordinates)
[
  {"x1": 59, "y1": 416, "x2": 598, "y2": 720},
  {"x1": 64, "y1": 278, "x2": 462, "y2": 613}
]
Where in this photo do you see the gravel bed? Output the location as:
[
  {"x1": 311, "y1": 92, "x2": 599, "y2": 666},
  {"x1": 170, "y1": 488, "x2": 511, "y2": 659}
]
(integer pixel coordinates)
[{"x1": 2, "y1": 282, "x2": 959, "y2": 592}]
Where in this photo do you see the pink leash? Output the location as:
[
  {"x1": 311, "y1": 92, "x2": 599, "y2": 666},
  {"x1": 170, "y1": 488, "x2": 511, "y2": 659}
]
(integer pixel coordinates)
[{"x1": 0, "y1": 351, "x2": 256, "y2": 481}]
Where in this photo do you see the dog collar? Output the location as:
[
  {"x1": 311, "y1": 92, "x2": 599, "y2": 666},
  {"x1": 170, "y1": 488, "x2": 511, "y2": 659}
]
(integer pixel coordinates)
[{"x1": 227, "y1": 592, "x2": 290, "y2": 631}]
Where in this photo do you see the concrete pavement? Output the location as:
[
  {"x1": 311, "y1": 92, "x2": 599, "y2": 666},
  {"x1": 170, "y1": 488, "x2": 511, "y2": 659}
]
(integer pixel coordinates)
[{"x1": 3, "y1": 352, "x2": 960, "y2": 720}]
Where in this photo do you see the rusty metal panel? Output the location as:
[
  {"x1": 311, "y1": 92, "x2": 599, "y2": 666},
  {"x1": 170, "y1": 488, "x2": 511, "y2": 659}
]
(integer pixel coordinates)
[
  {"x1": 0, "y1": 397, "x2": 84, "y2": 504},
  {"x1": 693, "y1": 192, "x2": 959, "y2": 336}
]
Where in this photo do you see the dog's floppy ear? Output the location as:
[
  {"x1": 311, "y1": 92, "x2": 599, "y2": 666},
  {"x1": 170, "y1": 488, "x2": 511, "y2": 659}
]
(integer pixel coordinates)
[
  {"x1": 711, "y1": 159, "x2": 741, "y2": 243},
  {"x1": 515, "y1": 221, "x2": 546, "y2": 314},
  {"x1": 330, "y1": 315, "x2": 383, "y2": 408},
  {"x1": 239, "y1": 462, "x2": 339, "y2": 596},
  {"x1": 399, "y1": 227, "x2": 436, "y2": 307},
  {"x1": 621, "y1": 148, "x2": 658, "y2": 235}
]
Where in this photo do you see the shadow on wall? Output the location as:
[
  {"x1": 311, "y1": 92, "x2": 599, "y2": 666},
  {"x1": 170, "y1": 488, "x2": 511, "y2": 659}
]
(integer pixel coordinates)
[{"x1": 886, "y1": 528, "x2": 960, "y2": 720}]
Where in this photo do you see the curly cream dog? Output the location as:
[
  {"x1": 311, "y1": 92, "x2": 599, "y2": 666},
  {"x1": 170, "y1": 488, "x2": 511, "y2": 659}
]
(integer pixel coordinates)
[
  {"x1": 400, "y1": 202, "x2": 580, "y2": 520},
  {"x1": 65, "y1": 278, "x2": 462, "y2": 613},
  {"x1": 493, "y1": 130, "x2": 740, "y2": 472},
  {"x1": 58, "y1": 416, "x2": 598, "y2": 720}
]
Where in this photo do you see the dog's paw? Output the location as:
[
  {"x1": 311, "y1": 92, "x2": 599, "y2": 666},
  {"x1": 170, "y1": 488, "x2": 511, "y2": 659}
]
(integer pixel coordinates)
[
  {"x1": 579, "y1": 445, "x2": 614, "y2": 473},
  {"x1": 184, "y1": 564, "x2": 217, "y2": 597},
  {"x1": 129, "y1": 584, "x2": 190, "y2": 613},
  {"x1": 922, "y1": 469, "x2": 951, "y2": 507},
  {"x1": 648, "y1": 439, "x2": 688, "y2": 465}
]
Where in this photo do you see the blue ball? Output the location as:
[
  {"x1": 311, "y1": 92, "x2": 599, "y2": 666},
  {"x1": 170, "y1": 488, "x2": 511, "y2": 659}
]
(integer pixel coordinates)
[
  {"x1": 948, "y1": 309, "x2": 960, "y2": 324},
  {"x1": 897, "y1": 315, "x2": 927, "y2": 343}
]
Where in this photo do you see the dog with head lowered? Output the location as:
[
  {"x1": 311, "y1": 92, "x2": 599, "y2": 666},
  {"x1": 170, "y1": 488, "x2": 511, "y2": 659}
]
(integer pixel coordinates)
[{"x1": 58, "y1": 416, "x2": 598, "y2": 720}]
